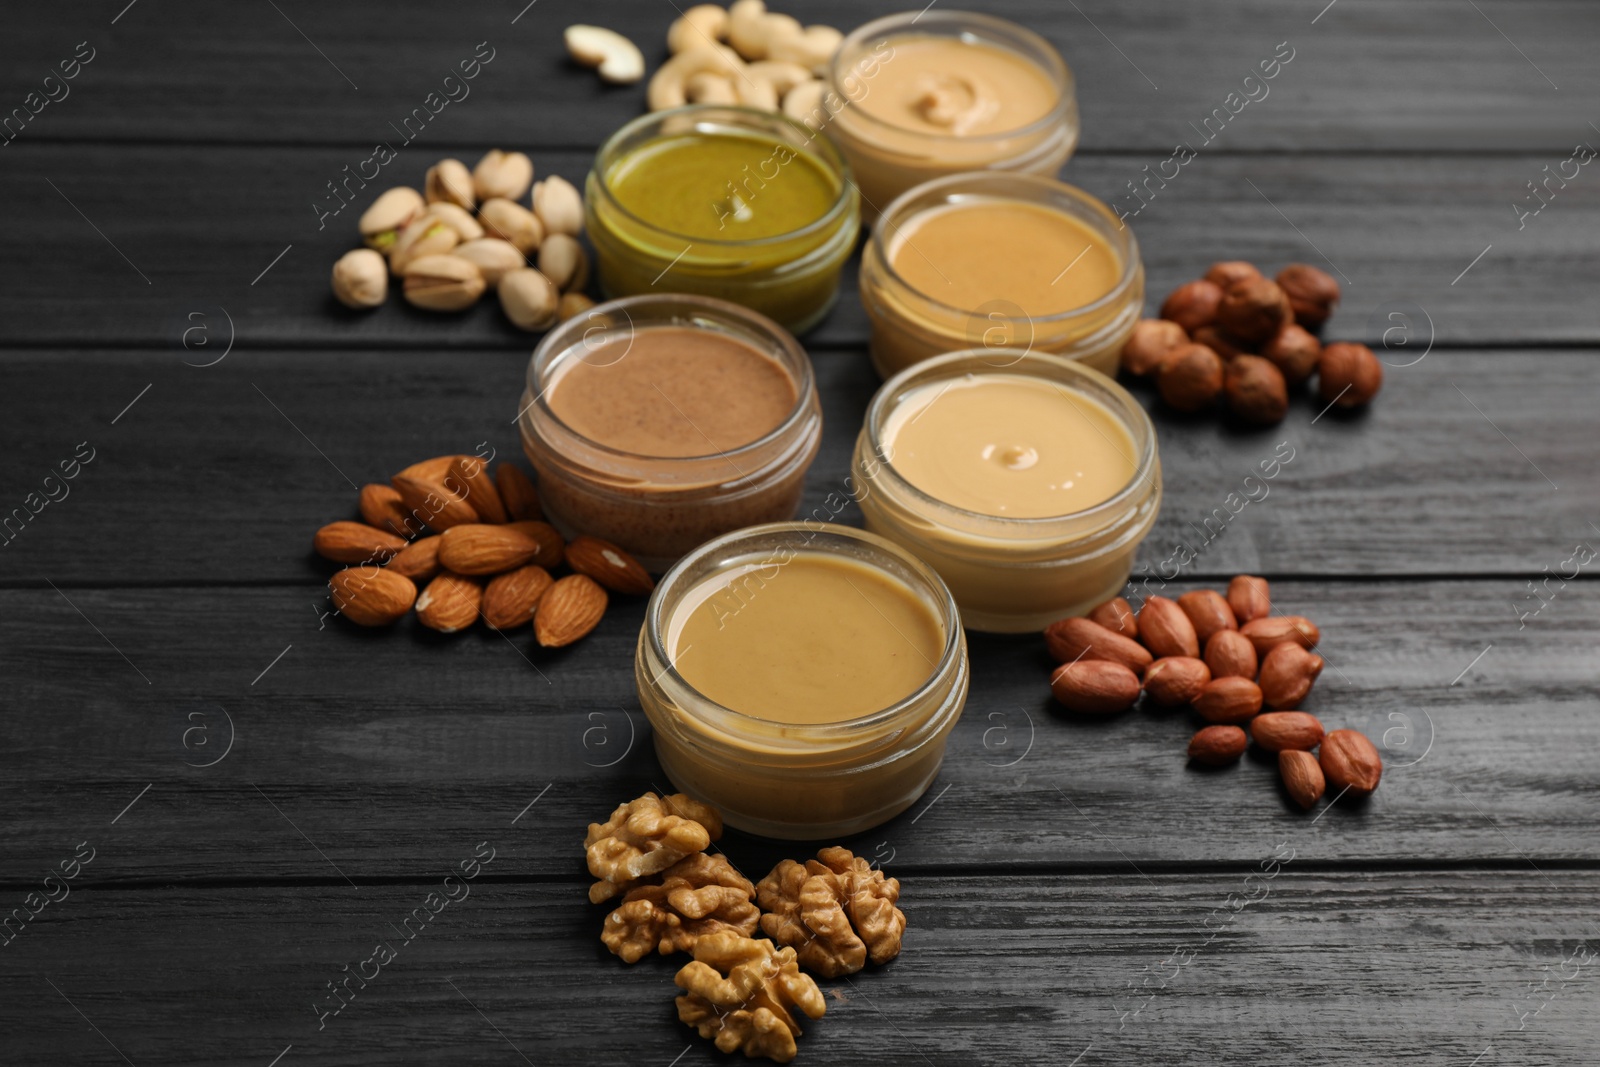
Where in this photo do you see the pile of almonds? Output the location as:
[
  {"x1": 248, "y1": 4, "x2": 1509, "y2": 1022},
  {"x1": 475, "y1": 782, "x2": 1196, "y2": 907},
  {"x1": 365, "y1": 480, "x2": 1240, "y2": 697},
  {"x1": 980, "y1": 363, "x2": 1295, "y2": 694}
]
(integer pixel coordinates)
[
  {"x1": 1045, "y1": 576, "x2": 1382, "y2": 810},
  {"x1": 331, "y1": 149, "x2": 594, "y2": 332},
  {"x1": 313, "y1": 453, "x2": 654, "y2": 648},
  {"x1": 1121, "y1": 261, "x2": 1384, "y2": 425}
]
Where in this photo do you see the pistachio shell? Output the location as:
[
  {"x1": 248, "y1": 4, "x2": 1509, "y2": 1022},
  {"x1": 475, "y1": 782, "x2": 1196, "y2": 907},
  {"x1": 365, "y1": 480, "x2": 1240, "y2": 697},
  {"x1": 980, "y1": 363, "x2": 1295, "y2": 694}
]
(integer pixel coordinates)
[
  {"x1": 358, "y1": 187, "x2": 425, "y2": 239},
  {"x1": 472, "y1": 149, "x2": 535, "y2": 202},
  {"x1": 424, "y1": 158, "x2": 476, "y2": 210},
  {"x1": 402, "y1": 255, "x2": 485, "y2": 312},
  {"x1": 497, "y1": 268, "x2": 558, "y2": 331},
  {"x1": 453, "y1": 238, "x2": 526, "y2": 286},
  {"x1": 479, "y1": 198, "x2": 544, "y2": 255},
  {"x1": 421, "y1": 201, "x2": 484, "y2": 241},
  {"x1": 331, "y1": 248, "x2": 388, "y2": 309},
  {"x1": 531, "y1": 175, "x2": 583, "y2": 237}
]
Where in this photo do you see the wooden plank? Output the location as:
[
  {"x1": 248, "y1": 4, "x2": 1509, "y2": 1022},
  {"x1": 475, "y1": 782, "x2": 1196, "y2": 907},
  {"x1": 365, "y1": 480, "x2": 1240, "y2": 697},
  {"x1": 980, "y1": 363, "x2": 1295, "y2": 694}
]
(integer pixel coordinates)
[
  {"x1": 2, "y1": 0, "x2": 1595, "y2": 152},
  {"x1": 2, "y1": 872, "x2": 1593, "y2": 1064},
  {"x1": 1, "y1": 348, "x2": 1595, "y2": 583},
  {"x1": 2, "y1": 145, "x2": 1596, "y2": 348},
  {"x1": 0, "y1": 578, "x2": 1594, "y2": 884}
]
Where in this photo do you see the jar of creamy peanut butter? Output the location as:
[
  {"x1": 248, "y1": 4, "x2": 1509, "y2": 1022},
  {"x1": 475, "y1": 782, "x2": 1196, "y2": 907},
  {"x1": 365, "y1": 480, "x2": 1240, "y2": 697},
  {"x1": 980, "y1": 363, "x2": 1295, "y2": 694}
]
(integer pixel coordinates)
[
  {"x1": 822, "y1": 11, "x2": 1079, "y2": 219},
  {"x1": 637, "y1": 522, "x2": 968, "y2": 839},
  {"x1": 518, "y1": 295, "x2": 822, "y2": 572},
  {"x1": 860, "y1": 172, "x2": 1145, "y2": 379},
  {"x1": 853, "y1": 350, "x2": 1162, "y2": 633}
]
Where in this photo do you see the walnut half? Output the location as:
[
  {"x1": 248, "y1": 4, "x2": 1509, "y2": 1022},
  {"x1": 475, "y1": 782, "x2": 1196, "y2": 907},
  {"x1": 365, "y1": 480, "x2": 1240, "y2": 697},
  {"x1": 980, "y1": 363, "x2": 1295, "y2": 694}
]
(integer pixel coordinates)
[
  {"x1": 601, "y1": 852, "x2": 759, "y2": 963},
  {"x1": 757, "y1": 846, "x2": 906, "y2": 978},
  {"x1": 675, "y1": 931, "x2": 826, "y2": 1064},
  {"x1": 584, "y1": 791, "x2": 723, "y2": 904}
]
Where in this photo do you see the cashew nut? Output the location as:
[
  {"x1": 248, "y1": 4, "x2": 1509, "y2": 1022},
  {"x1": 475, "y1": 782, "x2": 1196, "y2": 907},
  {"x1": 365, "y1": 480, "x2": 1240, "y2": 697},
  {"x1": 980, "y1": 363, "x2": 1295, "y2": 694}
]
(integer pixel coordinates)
[
  {"x1": 745, "y1": 60, "x2": 812, "y2": 99},
  {"x1": 766, "y1": 25, "x2": 843, "y2": 75},
  {"x1": 780, "y1": 79, "x2": 827, "y2": 129},
  {"x1": 647, "y1": 44, "x2": 746, "y2": 111},
  {"x1": 565, "y1": 25, "x2": 645, "y2": 85},
  {"x1": 685, "y1": 71, "x2": 738, "y2": 105},
  {"x1": 728, "y1": 0, "x2": 802, "y2": 61},
  {"x1": 667, "y1": 4, "x2": 730, "y2": 54}
]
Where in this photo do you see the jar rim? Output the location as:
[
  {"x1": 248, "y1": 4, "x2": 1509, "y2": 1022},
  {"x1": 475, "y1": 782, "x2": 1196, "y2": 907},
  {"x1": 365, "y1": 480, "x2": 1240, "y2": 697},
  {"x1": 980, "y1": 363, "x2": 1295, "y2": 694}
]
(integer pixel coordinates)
[
  {"x1": 589, "y1": 105, "x2": 858, "y2": 251},
  {"x1": 862, "y1": 348, "x2": 1159, "y2": 531},
  {"x1": 869, "y1": 171, "x2": 1142, "y2": 328},
  {"x1": 522, "y1": 293, "x2": 817, "y2": 467},
  {"x1": 827, "y1": 10, "x2": 1075, "y2": 146},
  {"x1": 645, "y1": 521, "x2": 964, "y2": 737}
]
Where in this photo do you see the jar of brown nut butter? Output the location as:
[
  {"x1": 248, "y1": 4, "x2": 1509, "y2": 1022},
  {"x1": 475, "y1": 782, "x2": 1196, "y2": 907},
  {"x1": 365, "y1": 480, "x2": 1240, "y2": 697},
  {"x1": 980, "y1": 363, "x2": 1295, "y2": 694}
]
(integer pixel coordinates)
[{"x1": 517, "y1": 295, "x2": 822, "y2": 571}]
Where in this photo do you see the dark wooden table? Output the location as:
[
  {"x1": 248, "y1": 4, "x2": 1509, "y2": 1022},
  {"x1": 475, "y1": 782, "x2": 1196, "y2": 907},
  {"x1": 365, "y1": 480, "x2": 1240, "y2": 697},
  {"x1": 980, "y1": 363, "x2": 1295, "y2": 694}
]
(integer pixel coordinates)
[{"x1": 3, "y1": 1, "x2": 1598, "y2": 1063}]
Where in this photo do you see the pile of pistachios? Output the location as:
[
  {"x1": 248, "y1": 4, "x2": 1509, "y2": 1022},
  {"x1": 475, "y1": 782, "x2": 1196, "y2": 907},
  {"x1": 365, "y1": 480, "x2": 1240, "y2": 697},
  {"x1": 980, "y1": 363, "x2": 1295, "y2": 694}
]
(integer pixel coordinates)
[{"x1": 331, "y1": 150, "x2": 594, "y2": 332}]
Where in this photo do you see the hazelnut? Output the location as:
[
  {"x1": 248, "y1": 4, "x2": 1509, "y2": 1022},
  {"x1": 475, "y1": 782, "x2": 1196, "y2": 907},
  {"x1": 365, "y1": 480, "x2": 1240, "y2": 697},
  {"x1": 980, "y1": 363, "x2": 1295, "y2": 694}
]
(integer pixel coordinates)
[
  {"x1": 1277, "y1": 263, "x2": 1341, "y2": 329},
  {"x1": 1216, "y1": 277, "x2": 1292, "y2": 343},
  {"x1": 1159, "y1": 279, "x2": 1223, "y2": 333},
  {"x1": 1121, "y1": 319, "x2": 1189, "y2": 376},
  {"x1": 1192, "y1": 325, "x2": 1252, "y2": 361},
  {"x1": 1224, "y1": 355, "x2": 1289, "y2": 425},
  {"x1": 1204, "y1": 260, "x2": 1262, "y2": 288},
  {"x1": 1157, "y1": 343, "x2": 1224, "y2": 412},
  {"x1": 1261, "y1": 323, "x2": 1321, "y2": 385},
  {"x1": 1318, "y1": 342, "x2": 1383, "y2": 407}
]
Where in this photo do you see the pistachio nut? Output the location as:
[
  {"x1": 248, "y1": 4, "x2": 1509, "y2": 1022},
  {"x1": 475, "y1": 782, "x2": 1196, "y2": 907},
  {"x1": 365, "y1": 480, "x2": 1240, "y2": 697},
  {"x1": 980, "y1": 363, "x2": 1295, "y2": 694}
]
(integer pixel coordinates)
[
  {"x1": 497, "y1": 268, "x2": 559, "y2": 331},
  {"x1": 402, "y1": 255, "x2": 486, "y2": 312},
  {"x1": 424, "y1": 158, "x2": 476, "y2": 210},
  {"x1": 422, "y1": 201, "x2": 484, "y2": 242},
  {"x1": 331, "y1": 248, "x2": 388, "y2": 309},
  {"x1": 359, "y1": 187, "x2": 425, "y2": 251},
  {"x1": 537, "y1": 233, "x2": 589, "y2": 292},
  {"x1": 479, "y1": 197, "x2": 545, "y2": 255},
  {"x1": 453, "y1": 238, "x2": 526, "y2": 286},
  {"x1": 557, "y1": 291, "x2": 597, "y2": 323},
  {"x1": 389, "y1": 217, "x2": 460, "y2": 275},
  {"x1": 531, "y1": 174, "x2": 584, "y2": 237},
  {"x1": 473, "y1": 149, "x2": 535, "y2": 203}
]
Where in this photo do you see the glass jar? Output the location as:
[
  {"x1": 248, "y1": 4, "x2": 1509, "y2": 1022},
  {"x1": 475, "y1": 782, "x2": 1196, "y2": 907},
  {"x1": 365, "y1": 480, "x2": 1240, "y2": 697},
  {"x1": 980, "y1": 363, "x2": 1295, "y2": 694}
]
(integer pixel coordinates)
[
  {"x1": 853, "y1": 350, "x2": 1162, "y2": 633},
  {"x1": 517, "y1": 294, "x2": 822, "y2": 572},
  {"x1": 637, "y1": 522, "x2": 969, "y2": 839},
  {"x1": 585, "y1": 106, "x2": 860, "y2": 335},
  {"x1": 860, "y1": 172, "x2": 1144, "y2": 379},
  {"x1": 824, "y1": 10, "x2": 1079, "y2": 218}
]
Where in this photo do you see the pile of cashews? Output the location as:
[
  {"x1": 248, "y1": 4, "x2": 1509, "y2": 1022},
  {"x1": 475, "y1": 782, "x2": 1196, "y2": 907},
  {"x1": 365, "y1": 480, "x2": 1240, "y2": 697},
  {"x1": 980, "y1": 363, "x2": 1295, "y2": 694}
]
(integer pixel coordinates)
[{"x1": 564, "y1": 1, "x2": 843, "y2": 128}]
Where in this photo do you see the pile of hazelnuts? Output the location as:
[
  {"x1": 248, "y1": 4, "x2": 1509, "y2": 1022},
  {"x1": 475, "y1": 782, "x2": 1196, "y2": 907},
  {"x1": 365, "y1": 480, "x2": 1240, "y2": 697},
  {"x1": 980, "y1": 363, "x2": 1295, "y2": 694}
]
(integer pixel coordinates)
[{"x1": 1121, "y1": 261, "x2": 1385, "y2": 425}]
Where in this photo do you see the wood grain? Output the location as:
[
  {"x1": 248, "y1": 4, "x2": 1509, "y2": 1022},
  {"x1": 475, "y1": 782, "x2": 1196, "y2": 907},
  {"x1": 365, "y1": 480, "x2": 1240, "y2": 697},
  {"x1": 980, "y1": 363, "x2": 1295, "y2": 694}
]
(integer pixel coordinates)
[
  {"x1": 2, "y1": 873, "x2": 1593, "y2": 1065},
  {"x1": 0, "y1": 578, "x2": 1593, "y2": 883},
  {"x1": 2, "y1": 0, "x2": 1595, "y2": 151},
  {"x1": 1, "y1": 348, "x2": 1594, "y2": 584},
  {"x1": 2, "y1": 145, "x2": 1595, "y2": 349}
]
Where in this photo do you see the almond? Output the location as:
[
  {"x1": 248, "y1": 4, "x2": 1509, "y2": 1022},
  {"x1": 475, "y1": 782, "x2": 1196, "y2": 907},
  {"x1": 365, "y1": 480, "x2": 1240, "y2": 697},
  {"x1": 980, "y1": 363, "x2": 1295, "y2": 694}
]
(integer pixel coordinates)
[
  {"x1": 1279, "y1": 750, "x2": 1326, "y2": 810},
  {"x1": 1087, "y1": 596, "x2": 1139, "y2": 640},
  {"x1": 1258, "y1": 642, "x2": 1325, "y2": 710},
  {"x1": 416, "y1": 571, "x2": 482, "y2": 633},
  {"x1": 438, "y1": 523, "x2": 548, "y2": 575},
  {"x1": 1227, "y1": 575, "x2": 1271, "y2": 624},
  {"x1": 1241, "y1": 615, "x2": 1320, "y2": 656},
  {"x1": 535, "y1": 573, "x2": 608, "y2": 647},
  {"x1": 1138, "y1": 596, "x2": 1200, "y2": 658},
  {"x1": 482, "y1": 564, "x2": 554, "y2": 630},
  {"x1": 1192, "y1": 676, "x2": 1263, "y2": 724},
  {"x1": 1187, "y1": 725, "x2": 1247, "y2": 766},
  {"x1": 394, "y1": 454, "x2": 469, "y2": 485},
  {"x1": 1143, "y1": 656, "x2": 1211, "y2": 707},
  {"x1": 359, "y1": 484, "x2": 417, "y2": 538},
  {"x1": 507, "y1": 520, "x2": 564, "y2": 568},
  {"x1": 494, "y1": 463, "x2": 543, "y2": 521},
  {"x1": 314, "y1": 520, "x2": 406, "y2": 564},
  {"x1": 1049, "y1": 659, "x2": 1141, "y2": 714},
  {"x1": 1250, "y1": 711, "x2": 1326, "y2": 752},
  {"x1": 388, "y1": 535, "x2": 441, "y2": 582},
  {"x1": 565, "y1": 535, "x2": 654, "y2": 595},
  {"x1": 392, "y1": 474, "x2": 479, "y2": 531},
  {"x1": 1319, "y1": 729, "x2": 1382, "y2": 797},
  {"x1": 444, "y1": 455, "x2": 508, "y2": 524},
  {"x1": 1176, "y1": 589, "x2": 1237, "y2": 643},
  {"x1": 1204, "y1": 628, "x2": 1258, "y2": 679},
  {"x1": 330, "y1": 565, "x2": 416, "y2": 626},
  {"x1": 1043, "y1": 617, "x2": 1153, "y2": 678}
]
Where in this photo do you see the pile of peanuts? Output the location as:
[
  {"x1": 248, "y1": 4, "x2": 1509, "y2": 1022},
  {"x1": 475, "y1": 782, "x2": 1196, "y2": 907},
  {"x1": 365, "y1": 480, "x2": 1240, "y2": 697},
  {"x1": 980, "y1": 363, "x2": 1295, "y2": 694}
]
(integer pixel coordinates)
[{"x1": 1044, "y1": 576, "x2": 1383, "y2": 810}]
